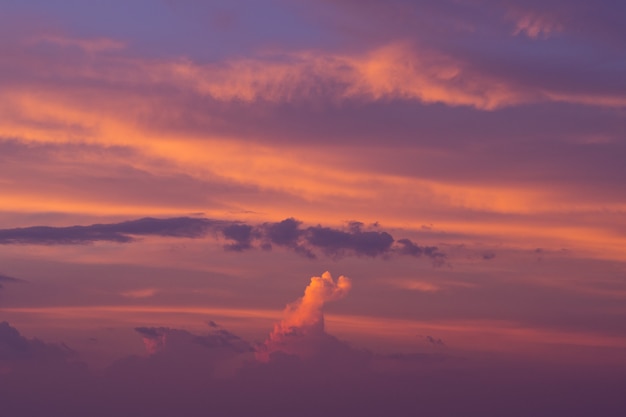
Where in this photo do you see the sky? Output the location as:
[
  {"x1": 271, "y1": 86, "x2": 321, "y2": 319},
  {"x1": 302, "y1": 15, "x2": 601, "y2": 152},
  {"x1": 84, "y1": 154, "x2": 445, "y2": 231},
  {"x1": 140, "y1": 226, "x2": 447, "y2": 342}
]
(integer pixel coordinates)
[{"x1": 1, "y1": 0, "x2": 625, "y2": 415}]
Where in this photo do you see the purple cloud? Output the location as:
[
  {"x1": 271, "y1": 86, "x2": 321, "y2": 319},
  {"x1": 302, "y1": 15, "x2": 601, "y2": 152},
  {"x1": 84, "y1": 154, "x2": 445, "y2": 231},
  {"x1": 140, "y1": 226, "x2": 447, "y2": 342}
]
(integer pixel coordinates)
[
  {"x1": 0, "y1": 274, "x2": 21, "y2": 290},
  {"x1": 0, "y1": 321, "x2": 75, "y2": 363},
  {"x1": 2, "y1": 319, "x2": 625, "y2": 417},
  {"x1": 0, "y1": 217, "x2": 214, "y2": 245},
  {"x1": 0, "y1": 217, "x2": 445, "y2": 263}
]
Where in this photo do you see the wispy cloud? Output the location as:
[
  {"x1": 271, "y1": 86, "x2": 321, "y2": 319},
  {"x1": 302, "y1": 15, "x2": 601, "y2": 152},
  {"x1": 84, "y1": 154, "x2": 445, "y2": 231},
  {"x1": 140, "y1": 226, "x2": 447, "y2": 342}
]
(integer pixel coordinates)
[
  {"x1": 3, "y1": 28, "x2": 625, "y2": 114},
  {"x1": 0, "y1": 217, "x2": 214, "y2": 245},
  {"x1": 27, "y1": 34, "x2": 126, "y2": 53},
  {"x1": 0, "y1": 274, "x2": 22, "y2": 290}
]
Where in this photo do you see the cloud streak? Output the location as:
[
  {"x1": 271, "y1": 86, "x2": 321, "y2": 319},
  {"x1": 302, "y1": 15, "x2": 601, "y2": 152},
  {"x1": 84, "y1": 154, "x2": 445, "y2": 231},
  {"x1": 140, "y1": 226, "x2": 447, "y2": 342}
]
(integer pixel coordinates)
[
  {"x1": 0, "y1": 217, "x2": 214, "y2": 245},
  {"x1": 0, "y1": 216, "x2": 445, "y2": 263},
  {"x1": 3, "y1": 28, "x2": 624, "y2": 116}
]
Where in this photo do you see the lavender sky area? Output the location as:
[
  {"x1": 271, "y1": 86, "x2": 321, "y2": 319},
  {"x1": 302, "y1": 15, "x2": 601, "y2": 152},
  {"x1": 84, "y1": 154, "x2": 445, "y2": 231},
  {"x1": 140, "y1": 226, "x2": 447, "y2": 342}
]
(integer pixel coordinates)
[{"x1": 1, "y1": 1, "x2": 626, "y2": 416}]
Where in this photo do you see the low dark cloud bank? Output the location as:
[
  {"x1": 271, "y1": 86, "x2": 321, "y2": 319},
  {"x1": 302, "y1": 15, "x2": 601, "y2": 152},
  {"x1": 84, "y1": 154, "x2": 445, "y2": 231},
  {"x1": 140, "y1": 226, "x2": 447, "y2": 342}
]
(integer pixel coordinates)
[
  {"x1": 1, "y1": 320, "x2": 625, "y2": 417},
  {"x1": 0, "y1": 321, "x2": 75, "y2": 363},
  {"x1": 0, "y1": 217, "x2": 446, "y2": 264}
]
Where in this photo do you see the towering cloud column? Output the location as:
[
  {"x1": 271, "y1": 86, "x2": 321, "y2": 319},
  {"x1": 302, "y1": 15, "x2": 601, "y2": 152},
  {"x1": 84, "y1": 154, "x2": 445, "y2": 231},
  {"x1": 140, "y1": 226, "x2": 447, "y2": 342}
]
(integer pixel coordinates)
[{"x1": 257, "y1": 271, "x2": 351, "y2": 361}]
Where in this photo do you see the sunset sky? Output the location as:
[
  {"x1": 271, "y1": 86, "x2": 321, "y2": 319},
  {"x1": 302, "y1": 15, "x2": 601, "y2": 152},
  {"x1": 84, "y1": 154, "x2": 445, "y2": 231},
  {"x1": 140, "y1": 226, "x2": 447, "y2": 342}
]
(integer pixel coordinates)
[{"x1": 1, "y1": 1, "x2": 625, "y2": 416}]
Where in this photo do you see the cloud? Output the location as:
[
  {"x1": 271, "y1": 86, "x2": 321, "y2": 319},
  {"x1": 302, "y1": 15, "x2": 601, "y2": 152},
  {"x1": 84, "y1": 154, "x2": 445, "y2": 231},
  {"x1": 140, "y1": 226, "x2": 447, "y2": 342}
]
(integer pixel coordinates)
[
  {"x1": 0, "y1": 321, "x2": 75, "y2": 363},
  {"x1": 421, "y1": 335, "x2": 446, "y2": 347},
  {"x1": 0, "y1": 216, "x2": 445, "y2": 263},
  {"x1": 222, "y1": 223, "x2": 255, "y2": 251},
  {"x1": 262, "y1": 217, "x2": 303, "y2": 247},
  {"x1": 0, "y1": 274, "x2": 21, "y2": 290},
  {"x1": 28, "y1": 34, "x2": 126, "y2": 53},
  {"x1": 132, "y1": 42, "x2": 626, "y2": 109},
  {"x1": 0, "y1": 217, "x2": 214, "y2": 245},
  {"x1": 120, "y1": 288, "x2": 159, "y2": 299},
  {"x1": 257, "y1": 271, "x2": 352, "y2": 361},
  {"x1": 304, "y1": 223, "x2": 393, "y2": 258},
  {"x1": 509, "y1": 10, "x2": 563, "y2": 39},
  {"x1": 395, "y1": 238, "x2": 446, "y2": 265},
  {"x1": 260, "y1": 219, "x2": 446, "y2": 263},
  {"x1": 1, "y1": 319, "x2": 626, "y2": 417},
  {"x1": 124, "y1": 40, "x2": 621, "y2": 110},
  {"x1": 135, "y1": 324, "x2": 252, "y2": 356},
  {"x1": 4, "y1": 26, "x2": 624, "y2": 119}
]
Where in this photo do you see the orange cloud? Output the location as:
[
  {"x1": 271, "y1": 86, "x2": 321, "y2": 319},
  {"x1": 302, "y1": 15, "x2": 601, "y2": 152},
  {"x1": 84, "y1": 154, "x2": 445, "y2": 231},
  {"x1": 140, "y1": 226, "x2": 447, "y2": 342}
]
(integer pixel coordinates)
[
  {"x1": 257, "y1": 271, "x2": 351, "y2": 360},
  {"x1": 6, "y1": 31, "x2": 624, "y2": 113},
  {"x1": 2, "y1": 31, "x2": 625, "y2": 262},
  {"x1": 137, "y1": 43, "x2": 532, "y2": 110}
]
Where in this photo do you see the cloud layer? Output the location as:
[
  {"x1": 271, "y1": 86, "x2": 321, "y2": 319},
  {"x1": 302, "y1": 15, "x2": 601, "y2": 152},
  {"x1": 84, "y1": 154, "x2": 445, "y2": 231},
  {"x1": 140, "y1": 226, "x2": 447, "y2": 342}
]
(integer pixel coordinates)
[
  {"x1": 1, "y1": 317, "x2": 625, "y2": 417},
  {"x1": 0, "y1": 217, "x2": 446, "y2": 263}
]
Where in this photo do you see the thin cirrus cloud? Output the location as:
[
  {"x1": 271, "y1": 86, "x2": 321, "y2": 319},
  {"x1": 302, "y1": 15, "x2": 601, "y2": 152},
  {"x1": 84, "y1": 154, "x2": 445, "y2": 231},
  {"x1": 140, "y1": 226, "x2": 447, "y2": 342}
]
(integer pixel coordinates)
[
  {"x1": 0, "y1": 217, "x2": 446, "y2": 263},
  {"x1": 328, "y1": 0, "x2": 626, "y2": 46},
  {"x1": 321, "y1": 0, "x2": 626, "y2": 106},
  {"x1": 2, "y1": 28, "x2": 624, "y2": 117}
]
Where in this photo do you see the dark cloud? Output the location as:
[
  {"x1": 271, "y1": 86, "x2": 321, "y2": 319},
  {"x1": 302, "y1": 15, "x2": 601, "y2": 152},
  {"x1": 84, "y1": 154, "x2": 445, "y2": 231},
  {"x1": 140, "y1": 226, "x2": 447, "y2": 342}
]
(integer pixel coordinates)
[
  {"x1": 239, "y1": 219, "x2": 445, "y2": 263},
  {"x1": 0, "y1": 216, "x2": 444, "y2": 263},
  {"x1": 134, "y1": 327, "x2": 162, "y2": 339},
  {"x1": 222, "y1": 223, "x2": 255, "y2": 251},
  {"x1": 425, "y1": 335, "x2": 446, "y2": 347},
  {"x1": 0, "y1": 217, "x2": 214, "y2": 245},
  {"x1": 0, "y1": 321, "x2": 75, "y2": 362},
  {"x1": 193, "y1": 329, "x2": 253, "y2": 353},
  {"x1": 263, "y1": 217, "x2": 302, "y2": 247},
  {"x1": 395, "y1": 238, "x2": 444, "y2": 259},
  {"x1": 1, "y1": 320, "x2": 625, "y2": 417},
  {"x1": 304, "y1": 224, "x2": 393, "y2": 257},
  {"x1": 135, "y1": 325, "x2": 253, "y2": 354},
  {"x1": 260, "y1": 219, "x2": 445, "y2": 262}
]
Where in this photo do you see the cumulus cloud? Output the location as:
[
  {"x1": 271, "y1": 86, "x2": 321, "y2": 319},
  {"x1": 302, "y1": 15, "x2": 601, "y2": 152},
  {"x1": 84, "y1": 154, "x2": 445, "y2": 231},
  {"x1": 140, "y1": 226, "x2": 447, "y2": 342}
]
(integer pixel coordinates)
[
  {"x1": 257, "y1": 272, "x2": 352, "y2": 361},
  {"x1": 0, "y1": 216, "x2": 445, "y2": 263}
]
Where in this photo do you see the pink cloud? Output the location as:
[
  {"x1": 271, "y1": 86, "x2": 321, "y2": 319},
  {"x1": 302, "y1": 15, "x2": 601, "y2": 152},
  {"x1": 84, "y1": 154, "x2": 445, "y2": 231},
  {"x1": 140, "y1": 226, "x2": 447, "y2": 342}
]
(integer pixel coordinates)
[{"x1": 257, "y1": 271, "x2": 351, "y2": 360}]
